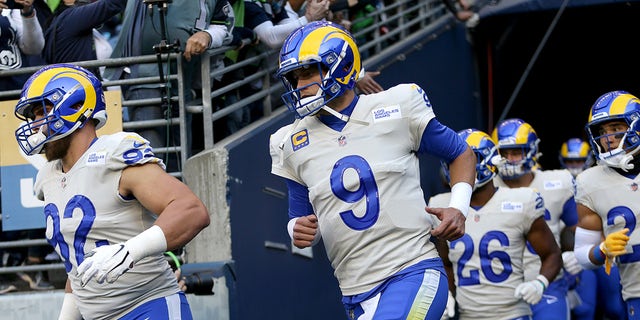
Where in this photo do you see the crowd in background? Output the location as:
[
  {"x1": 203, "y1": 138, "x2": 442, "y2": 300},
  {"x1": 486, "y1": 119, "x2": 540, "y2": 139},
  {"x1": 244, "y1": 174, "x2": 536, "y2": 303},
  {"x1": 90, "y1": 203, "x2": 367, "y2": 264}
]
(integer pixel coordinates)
[
  {"x1": 0, "y1": 0, "x2": 416, "y2": 295},
  {"x1": 0, "y1": 1, "x2": 637, "y2": 320}
]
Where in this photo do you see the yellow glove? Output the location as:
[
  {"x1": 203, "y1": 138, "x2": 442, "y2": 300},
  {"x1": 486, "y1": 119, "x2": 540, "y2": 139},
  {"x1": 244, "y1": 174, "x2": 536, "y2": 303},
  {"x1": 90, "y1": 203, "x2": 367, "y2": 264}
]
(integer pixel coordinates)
[{"x1": 599, "y1": 228, "x2": 630, "y2": 275}]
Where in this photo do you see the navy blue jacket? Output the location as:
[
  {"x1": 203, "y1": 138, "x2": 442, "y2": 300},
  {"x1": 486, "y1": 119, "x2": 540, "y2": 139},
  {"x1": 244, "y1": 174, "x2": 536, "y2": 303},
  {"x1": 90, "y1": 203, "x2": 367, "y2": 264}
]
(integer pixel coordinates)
[{"x1": 43, "y1": 0, "x2": 126, "y2": 76}]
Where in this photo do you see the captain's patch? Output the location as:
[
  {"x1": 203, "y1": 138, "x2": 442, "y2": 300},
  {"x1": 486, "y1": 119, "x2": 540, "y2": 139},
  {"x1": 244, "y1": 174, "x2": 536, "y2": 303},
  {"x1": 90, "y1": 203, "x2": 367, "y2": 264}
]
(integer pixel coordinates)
[{"x1": 291, "y1": 129, "x2": 309, "y2": 151}]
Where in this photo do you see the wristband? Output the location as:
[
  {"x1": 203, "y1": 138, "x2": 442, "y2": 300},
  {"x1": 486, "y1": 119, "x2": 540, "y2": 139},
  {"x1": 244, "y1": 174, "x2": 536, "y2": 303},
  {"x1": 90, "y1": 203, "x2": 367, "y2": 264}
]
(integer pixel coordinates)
[
  {"x1": 535, "y1": 274, "x2": 549, "y2": 291},
  {"x1": 125, "y1": 225, "x2": 168, "y2": 262},
  {"x1": 448, "y1": 182, "x2": 472, "y2": 218},
  {"x1": 592, "y1": 244, "x2": 606, "y2": 264},
  {"x1": 287, "y1": 217, "x2": 299, "y2": 240},
  {"x1": 58, "y1": 293, "x2": 82, "y2": 320},
  {"x1": 164, "y1": 251, "x2": 181, "y2": 269}
]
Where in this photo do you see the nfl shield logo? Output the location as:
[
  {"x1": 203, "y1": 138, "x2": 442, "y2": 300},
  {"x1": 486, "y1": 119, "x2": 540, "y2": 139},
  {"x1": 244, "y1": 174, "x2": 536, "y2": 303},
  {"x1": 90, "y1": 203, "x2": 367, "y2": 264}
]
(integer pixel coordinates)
[
  {"x1": 338, "y1": 136, "x2": 347, "y2": 146},
  {"x1": 474, "y1": 214, "x2": 480, "y2": 222}
]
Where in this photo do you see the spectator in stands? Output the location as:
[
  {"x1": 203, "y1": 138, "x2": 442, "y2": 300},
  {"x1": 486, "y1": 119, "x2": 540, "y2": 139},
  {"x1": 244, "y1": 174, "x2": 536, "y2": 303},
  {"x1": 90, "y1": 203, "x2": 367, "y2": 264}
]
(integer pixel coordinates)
[
  {"x1": 104, "y1": 0, "x2": 234, "y2": 170},
  {"x1": 441, "y1": 0, "x2": 480, "y2": 28},
  {"x1": 42, "y1": 0, "x2": 125, "y2": 79},
  {"x1": 0, "y1": 0, "x2": 44, "y2": 90},
  {"x1": 285, "y1": 0, "x2": 384, "y2": 94},
  {"x1": 16, "y1": 229, "x2": 55, "y2": 291},
  {"x1": 0, "y1": 0, "x2": 52, "y2": 294},
  {"x1": 0, "y1": 225, "x2": 26, "y2": 294},
  {"x1": 329, "y1": 0, "x2": 387, "y2": 58},
  {"x1": 213, "y1": 0, "x2": 330, "y2": 139}
]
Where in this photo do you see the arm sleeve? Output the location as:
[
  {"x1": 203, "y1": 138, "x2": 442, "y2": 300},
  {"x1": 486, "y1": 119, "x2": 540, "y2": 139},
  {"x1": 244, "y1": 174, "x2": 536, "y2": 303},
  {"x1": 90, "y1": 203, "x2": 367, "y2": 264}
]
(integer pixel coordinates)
[
  {"x1": 574, "y1": 227, "x2": 603, "y2": 269},
  {"x1": 205, "y1": 0, "x2": 234, "y2": 48},
  {"x1": 252, "y1": 19, "x2": 303, "y2": 49},
  {"x1": 285, "y1": 178, "x2": 314, "y2": 219},
  {"x1": 418, "y1": 118, "x2": 468, "y2": 163},
  {"x1": 560, "y1": 197, "x2": 578, "y2": 227},
  {"x1": 245, "y1": 1, "x2": 306, "y2": 49},
  {"x1": 58, "y1": 0, "x2": 127, "y2": 36},
  {"x1": 13, "y1": 10, "x2": 44, "y2": 55}
]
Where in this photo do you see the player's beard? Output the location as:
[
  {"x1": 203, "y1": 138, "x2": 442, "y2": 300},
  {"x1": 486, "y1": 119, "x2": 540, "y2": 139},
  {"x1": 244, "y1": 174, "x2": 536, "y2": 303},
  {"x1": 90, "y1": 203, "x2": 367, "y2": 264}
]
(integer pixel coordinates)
[{"x1": 44, "y1": 134, "x2": 72, "y2": 161}]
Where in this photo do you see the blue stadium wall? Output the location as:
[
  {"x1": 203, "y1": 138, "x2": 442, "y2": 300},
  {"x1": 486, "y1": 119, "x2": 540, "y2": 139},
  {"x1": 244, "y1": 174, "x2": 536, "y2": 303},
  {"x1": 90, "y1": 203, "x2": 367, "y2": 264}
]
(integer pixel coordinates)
[{"x1": 221, "y1": 22, "x2": 481, "y2": 320}]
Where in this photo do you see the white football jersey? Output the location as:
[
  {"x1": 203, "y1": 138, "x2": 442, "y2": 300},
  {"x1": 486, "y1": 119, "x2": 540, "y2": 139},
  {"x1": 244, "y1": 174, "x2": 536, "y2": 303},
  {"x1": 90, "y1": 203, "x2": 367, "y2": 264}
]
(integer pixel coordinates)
[
  {"x1": 428, "y1": 187, "x2": 544, "y2": 320},
  {"x1": 494, "y1": 169, "x2": 575, "y2": 281},
  {"x1": 35, "y1": 132, "x2": 179, "y2": 320},
  {"x1": 270, "y1": 84, "x2": 442, "y2": 296},
  {"x1": 575, "y1": 165, "x2": 640, "y2": 301}
]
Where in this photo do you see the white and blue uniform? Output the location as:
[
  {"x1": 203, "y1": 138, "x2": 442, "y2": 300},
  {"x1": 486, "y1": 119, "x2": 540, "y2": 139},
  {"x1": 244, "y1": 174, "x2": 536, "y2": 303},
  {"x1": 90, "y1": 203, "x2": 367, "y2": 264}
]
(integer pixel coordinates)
[
  {"x1": 429, "y1": 187, "x2": 545, "y2": 320},
  {"x1": 494, "y1": 169, "x2": 577, "y2": 320},
  {"x1": 35, "y1": 132, "x2": 187, "y2": 320},
  {"x1": 270, "y1": 83, "x2": 467, "y2": 319},
  {"x1": 575, "y1": 165, "x2": 640, "y2": 317}
]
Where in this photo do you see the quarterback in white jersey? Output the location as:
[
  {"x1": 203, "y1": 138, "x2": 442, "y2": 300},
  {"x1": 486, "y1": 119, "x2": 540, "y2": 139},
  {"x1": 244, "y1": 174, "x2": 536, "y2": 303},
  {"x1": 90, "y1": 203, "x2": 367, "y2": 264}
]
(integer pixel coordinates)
[
  {"x1": 491, "y1": 118, "x2": 577, "y2": 320},
  {"x1": 270, "y1": 22, "x2": 476, "y2": 319},
  {"x1": 574, "y1": 91, "x2": 640, "y2": 319},
  {"x1": 430, "y1": 129, "x2": 561, "y2": 320},
  {"x1": 14, "y1": 64, "x2": 210, "y2": 320}
]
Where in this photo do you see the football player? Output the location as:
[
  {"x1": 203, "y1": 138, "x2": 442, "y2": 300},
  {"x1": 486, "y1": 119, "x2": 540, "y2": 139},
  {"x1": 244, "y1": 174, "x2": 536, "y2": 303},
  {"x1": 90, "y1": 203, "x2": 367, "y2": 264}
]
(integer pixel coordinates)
[
  {"x1": 574, "y1": 90, "x2": 640, "y2": 320},
  {"x1": 558, "y1": 138, "x2": 594, "y2": 178},
  {"x1": 491, "y1": 118, "x2": 578, "y2": 320},
  {"x1": 14, "y1": 64, "x2": 210, "y2": 320},
  {"x1": 430, "y1": 129, "x2": 561, "y2": 320},
  {"x1": 269, "y1": 21, "x2": 477, "y2": 319}
]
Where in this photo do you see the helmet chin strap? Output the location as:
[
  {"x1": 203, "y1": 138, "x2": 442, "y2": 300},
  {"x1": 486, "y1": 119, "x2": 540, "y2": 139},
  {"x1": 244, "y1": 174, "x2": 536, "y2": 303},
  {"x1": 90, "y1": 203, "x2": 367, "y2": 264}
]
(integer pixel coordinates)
[
  {"x1": 278, "y1": 87, "x2": 369, "y2": 163},
  {"x1": 320, "y1": 105, "x2": 369, "y2": 126},
  {"x1": 602, "y1": 149, "x2": 635, "y2": 171},
  {"x1": 299, "y1": 86, "x2": 369, "y2": 126}
]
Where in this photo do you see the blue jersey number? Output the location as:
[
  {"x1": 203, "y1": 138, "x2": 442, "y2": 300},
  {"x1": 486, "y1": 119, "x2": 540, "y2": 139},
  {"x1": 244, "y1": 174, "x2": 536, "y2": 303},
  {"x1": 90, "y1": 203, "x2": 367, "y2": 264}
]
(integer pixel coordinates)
[
  {"x1": 450, "y1": 232, "x2": 513, "y2": 286},
  {"x1": 608, "y1": 206, "x2": 640, "y2": 264},
  {"x1": 44, "y1": 195, "x2": 98, "y2": 272},
  {"x1": 330, "y1": 155, "x2": 380, "y2": 230}
]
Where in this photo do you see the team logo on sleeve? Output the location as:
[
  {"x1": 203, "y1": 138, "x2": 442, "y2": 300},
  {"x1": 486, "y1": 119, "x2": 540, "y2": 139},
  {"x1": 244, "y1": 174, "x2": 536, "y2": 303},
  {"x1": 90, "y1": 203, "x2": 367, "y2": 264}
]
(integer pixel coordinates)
[
  {"x1": 372, "y1": 105, "x2": 401, "y2": 122},
  {"x1": 291, "y1": 129, "x2": 309, "y2": 151}
]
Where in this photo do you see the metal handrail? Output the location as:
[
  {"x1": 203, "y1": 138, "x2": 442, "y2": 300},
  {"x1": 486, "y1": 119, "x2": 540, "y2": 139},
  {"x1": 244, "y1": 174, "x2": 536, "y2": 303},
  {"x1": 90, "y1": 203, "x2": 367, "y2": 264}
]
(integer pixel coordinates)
[{"x1": 0, "y1": 0, "x2": 470, "y2": 284}]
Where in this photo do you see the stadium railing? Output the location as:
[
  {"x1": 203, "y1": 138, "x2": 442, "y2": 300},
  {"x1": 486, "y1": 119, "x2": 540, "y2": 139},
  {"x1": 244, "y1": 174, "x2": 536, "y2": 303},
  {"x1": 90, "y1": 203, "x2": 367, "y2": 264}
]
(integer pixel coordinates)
[{"x1": 0, "y1": 0, "x2": 462, "y2": 289}]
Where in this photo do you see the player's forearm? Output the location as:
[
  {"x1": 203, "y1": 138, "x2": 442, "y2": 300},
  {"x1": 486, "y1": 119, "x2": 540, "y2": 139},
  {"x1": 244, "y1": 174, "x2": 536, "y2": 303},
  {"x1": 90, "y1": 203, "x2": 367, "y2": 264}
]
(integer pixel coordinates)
[
  {"x1": 448, "y1": 146, "x2": 476, "y2": 188},
  {"x1": 155, "y1": 197, "x2": 210, "y2": 249},
  {"x1": 539, "y1": 251, "x2": 562, "y2": 283}
]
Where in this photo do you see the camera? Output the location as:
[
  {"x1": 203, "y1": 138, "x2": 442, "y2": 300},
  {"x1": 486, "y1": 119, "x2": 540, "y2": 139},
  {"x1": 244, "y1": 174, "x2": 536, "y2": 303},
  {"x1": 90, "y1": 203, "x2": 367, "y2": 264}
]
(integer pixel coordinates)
[
  {"x1": 4, "y1": 0, "x2": 24, "y2": 9},
  {"x1": 181, "y1": 270, "x2": 216, "y2": 296},
  {"x1": 164, "y1": 253, "x2": 225, "y2": 296}
]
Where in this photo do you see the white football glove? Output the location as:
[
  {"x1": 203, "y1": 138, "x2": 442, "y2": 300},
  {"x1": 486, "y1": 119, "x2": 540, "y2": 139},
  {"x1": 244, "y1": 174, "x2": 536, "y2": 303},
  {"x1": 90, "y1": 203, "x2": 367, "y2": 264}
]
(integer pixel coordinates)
[
  {"x1": 77, "y1": 243, "x2": 134, "y2": 286},
  {"x1": 514, "y1": 275, "x2": 548, "y2": 304},
  {"x1": 440, "y1": 291, "x2": 456, "y2": 320},
  {"x1": 562, "y1": 251, "x2": 583, "y2": 275},
  {"x1": 77, "y1": 225, "x2": 167, "y2": 287}
]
